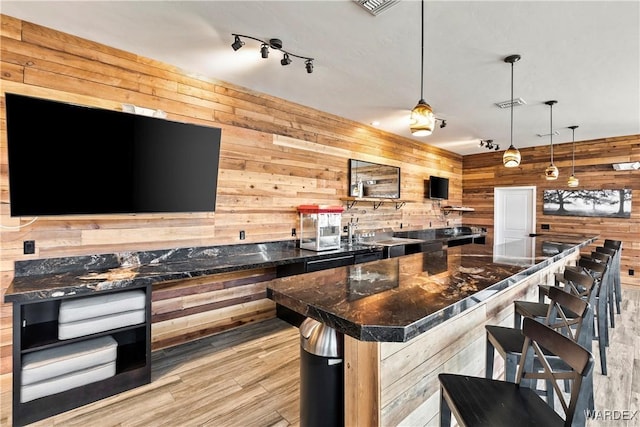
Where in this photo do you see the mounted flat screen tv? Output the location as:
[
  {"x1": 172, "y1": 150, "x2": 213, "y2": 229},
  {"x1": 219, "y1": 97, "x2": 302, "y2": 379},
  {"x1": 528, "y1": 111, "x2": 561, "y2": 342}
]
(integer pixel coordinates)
[
  {"x1": 5, "y1": 93, "x2": 222, "y2": 217},
  {"x1": 427, "y1": 175, "x2": 449, "y2": 200}
]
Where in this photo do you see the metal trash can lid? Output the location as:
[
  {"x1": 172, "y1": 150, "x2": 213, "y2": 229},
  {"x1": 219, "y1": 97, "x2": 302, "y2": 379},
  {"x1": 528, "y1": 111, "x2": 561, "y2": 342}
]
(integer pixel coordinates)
[{"x1": 300, "y1": 318, "x2": 343, "y2": 358}]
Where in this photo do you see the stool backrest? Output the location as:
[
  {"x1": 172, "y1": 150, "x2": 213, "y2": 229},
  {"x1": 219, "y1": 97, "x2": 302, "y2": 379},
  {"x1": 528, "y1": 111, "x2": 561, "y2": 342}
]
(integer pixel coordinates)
[
  {"x1": 545, "y1": 286, "x2": 591, "y2": 347},
  {"x1": 604, "y1": 239, "x2": 622, "y2": 250},
  {"x1": 518, "y1": 317, "x2": 594, "y2": 426}
]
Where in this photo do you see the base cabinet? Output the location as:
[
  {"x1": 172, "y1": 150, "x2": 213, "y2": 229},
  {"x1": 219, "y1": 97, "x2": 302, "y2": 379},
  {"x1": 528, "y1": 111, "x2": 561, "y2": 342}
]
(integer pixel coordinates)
[{"x1": 11, "y1": 285, "x2": 151, "y2": 426}]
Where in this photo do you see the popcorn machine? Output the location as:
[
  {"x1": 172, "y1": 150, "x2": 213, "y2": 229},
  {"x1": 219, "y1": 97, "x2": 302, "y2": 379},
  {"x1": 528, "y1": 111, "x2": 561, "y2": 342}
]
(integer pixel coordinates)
[{"x1": 297, "y1": 205, "x2": 344, "y2": 251}]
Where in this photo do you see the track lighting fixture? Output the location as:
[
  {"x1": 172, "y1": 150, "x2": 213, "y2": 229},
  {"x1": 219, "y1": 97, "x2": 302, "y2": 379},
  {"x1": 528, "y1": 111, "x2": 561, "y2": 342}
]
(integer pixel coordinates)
[
  {"x1": 231, "y1": 33, "x2": 314, "y2": 74},
  {"x1": 544, "y1": 100, "x2": 559, "y2": 180},
  {"x1": 479, "y1": 139, "x2": 500, "y2": 151},
  {"x1": 281, "y1": 53, "x2": 292, "y2": 66},
  {"x1": 439, "y1": 119, "x2": 447, "y2": 129},
  {"x1": 502, "y1": 54, "x2": 522, "y2": 167},
  {"x1": 231, "y1": 35, "x2": 244, "y2": 51}
]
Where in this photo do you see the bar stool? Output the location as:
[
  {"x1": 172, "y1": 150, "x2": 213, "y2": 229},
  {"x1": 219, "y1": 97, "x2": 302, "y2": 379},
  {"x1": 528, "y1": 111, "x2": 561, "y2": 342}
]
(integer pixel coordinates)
[
  {"x1": 516, "y1": 258, "x2": 609, "y2": 375},
  {"x1": 604, "y1": 239, "x2": 623, "y2": 314},
  {"x1": 440, "y1": 317, "x2": 594, "y2": 427},
  {"x1": 595, "y1": 246, "x2": 617, "y2": 327},
  {"x1": 485, "y1": 285, "x2": 594, "y2": 411},
  {"x1": 590, "y1": 250, "x2": 615, "y2": 330}
]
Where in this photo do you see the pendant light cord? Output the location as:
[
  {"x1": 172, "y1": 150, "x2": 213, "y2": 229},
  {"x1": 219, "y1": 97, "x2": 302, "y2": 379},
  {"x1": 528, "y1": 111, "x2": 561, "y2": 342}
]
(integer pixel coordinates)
[
  {"x1": 571, "y1": 127, "x2": 576, "y2": 174},
  {"x1": 420, "y1": 0, "x2": 424, "y2": 101},
  {"x1": 549, "y1": 103, "x2": 554, "y2": 163}
]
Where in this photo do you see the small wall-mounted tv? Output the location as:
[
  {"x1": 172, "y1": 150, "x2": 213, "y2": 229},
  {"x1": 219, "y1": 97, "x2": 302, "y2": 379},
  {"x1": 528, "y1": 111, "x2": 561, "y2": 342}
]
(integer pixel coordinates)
[
  {"x1": 426, "y1": 176, "x2": 449, "y2": 200},
  {"x1": 5, "y1": 93, "x2": 222, "y2": 217}
]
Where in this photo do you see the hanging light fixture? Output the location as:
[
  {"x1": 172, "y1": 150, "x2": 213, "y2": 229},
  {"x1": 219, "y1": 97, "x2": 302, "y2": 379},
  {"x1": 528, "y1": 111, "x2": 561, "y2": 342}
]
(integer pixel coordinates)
[
  {"x1": 409, "y1": 0, "x2": 435, "y2": 136},
  {"x1": 502, "y1": 55, "x2": 522, "y2": 167},
  {"x1": 567, "y1": 125, "x2": 579, "y2": 187},
  {"x1": 544, "y1": 100, "x2": 559, "y2": 180}
]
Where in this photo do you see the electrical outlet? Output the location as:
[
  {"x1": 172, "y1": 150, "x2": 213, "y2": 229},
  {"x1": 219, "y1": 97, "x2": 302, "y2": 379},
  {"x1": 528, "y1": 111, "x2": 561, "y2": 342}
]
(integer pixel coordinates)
[
  {"x1": 629, "y1": 269, "x2": 635, "y2": 276},
  {"x1": 239, "y1": 230, "x2": 245, "y2": 240},
  {"x1": 541, "y1": 224, "x2": 550, "y2": 230},
  {"x1": 23, "y1": 240, "x2": 35, "y2": 254},
  {"x1": 291, "y1": 228, "x2": 296, "y2": 237},
  {"x1": 343, "y1": 225, "x2": 348, "y2": 233}
]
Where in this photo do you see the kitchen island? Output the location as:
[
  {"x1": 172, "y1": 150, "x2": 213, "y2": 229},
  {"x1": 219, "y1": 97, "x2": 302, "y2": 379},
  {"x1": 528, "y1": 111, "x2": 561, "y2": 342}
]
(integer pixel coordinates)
[{"x1": 266, "y1": 233, "x2": 597, "y2": 426}]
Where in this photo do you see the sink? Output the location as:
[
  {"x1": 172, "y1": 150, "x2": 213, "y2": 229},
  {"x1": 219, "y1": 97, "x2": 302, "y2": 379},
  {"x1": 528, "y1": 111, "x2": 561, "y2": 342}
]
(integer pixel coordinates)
[{"x1": 364, "y1": 237, "x2": 426, "y2": 246}]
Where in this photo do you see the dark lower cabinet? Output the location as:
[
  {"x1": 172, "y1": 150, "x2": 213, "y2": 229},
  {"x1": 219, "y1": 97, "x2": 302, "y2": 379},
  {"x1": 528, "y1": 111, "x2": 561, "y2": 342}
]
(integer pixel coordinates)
[{"x1": 11, "y1": 285, "x2": 151, "y2": 426}]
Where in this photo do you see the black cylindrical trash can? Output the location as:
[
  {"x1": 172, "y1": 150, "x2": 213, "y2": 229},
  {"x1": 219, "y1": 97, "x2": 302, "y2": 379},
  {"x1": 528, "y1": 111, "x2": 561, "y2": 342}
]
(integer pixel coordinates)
[{"x1": 299, "y1": 317, "x2": 344, "y2": 427}]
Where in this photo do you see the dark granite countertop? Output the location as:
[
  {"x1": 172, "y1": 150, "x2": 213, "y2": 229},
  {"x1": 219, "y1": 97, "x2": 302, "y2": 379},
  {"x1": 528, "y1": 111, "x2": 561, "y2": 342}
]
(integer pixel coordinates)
[
  {"x1": 4, "y1": 241, "x2": 382, "y2": 303},
  {"x1": 266, "y1": 233, "x2": 598, "y2": 343}
]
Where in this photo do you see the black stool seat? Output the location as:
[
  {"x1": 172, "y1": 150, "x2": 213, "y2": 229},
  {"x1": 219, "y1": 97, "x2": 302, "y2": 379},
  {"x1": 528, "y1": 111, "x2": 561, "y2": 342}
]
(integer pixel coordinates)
[
  {"x1": 440, "y1": 317, "x2": 594, "y2": 427},
  {"x1": 439, "y1": 374, "x2": 566, "y2": 427}
]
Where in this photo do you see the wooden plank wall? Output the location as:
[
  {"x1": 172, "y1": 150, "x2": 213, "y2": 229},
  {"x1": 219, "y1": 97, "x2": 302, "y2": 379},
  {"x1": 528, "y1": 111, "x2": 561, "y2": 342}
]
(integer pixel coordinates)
[
  {"x1": 0, "y1": 15, "x2": 462, "y2": 376},
  {"x1": 462, "y1": 135, "x2": 640, "y2": 287}
]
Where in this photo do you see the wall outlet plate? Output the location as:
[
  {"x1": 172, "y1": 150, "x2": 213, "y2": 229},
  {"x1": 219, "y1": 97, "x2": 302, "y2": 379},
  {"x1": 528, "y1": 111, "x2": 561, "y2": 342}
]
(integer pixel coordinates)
[
  {"x1": 23, "y1": 240, "x2": 35, "y2": 254},
  {"x1": 239, "y1": 230, "x2": 245, "y2": 240}
]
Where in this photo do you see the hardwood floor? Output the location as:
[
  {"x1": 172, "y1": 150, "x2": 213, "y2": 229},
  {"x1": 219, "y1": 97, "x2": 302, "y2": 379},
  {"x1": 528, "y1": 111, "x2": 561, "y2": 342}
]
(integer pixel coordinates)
[{"x1": 1, "y1": 286, "x2": 638, "y2": 426}]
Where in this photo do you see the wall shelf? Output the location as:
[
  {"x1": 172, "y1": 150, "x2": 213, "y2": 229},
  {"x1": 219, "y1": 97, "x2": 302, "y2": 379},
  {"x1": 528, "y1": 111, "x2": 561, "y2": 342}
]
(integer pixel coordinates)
[
  {"x1": 442, "y1": 206, "x2": 475, "y2": 216},
  {"x1": 340, "y1": 197, "x2": 409, "y2": 210}
]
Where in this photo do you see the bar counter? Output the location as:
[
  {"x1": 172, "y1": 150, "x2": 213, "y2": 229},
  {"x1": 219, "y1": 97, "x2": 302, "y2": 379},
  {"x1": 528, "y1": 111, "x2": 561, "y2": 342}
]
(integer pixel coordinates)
[
  {"x1": 267, "y1": 233, "x2": 597, "y2": 342},
  {"x1": 267, "y1": 233, "x2": 597, "y2": 426}
]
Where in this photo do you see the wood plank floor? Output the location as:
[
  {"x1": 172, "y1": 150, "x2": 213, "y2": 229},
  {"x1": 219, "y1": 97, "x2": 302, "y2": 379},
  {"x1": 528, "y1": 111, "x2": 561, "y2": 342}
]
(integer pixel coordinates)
[{"x1": 1, "y1": 286, "x2": 638, "y2": 426}]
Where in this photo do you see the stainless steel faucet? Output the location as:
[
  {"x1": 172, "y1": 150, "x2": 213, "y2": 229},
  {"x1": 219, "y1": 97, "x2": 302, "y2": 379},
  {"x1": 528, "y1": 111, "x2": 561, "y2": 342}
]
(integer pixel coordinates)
[{"x1": 347, "y1": 219, "x2": 358, "y2": 247}]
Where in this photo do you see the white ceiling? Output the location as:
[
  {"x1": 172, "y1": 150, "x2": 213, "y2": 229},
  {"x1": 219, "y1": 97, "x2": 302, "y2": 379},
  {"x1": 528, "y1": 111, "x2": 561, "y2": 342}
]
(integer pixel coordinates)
[{"x1": 2, "y1": 1, "x2": 639, "y2": 156}]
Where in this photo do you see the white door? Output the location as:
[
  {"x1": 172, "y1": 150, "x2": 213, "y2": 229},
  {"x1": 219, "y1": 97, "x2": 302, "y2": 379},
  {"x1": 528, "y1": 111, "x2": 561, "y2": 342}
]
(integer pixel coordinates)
[{"x1": 494, "y1": 186, "x2": 536, "y2": 263}]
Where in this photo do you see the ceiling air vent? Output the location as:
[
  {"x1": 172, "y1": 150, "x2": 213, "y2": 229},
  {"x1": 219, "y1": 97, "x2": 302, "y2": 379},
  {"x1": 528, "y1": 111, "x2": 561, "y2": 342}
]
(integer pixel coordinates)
[
  {"x1": 612, "y1": 161, "x2": 640, "y2": 171},
  {"x1": 495, "y1": 97, "x2": 526, "y2": 109},
  {"x1": 353, "y1": 0, "x2": 401, "y2": 16}
]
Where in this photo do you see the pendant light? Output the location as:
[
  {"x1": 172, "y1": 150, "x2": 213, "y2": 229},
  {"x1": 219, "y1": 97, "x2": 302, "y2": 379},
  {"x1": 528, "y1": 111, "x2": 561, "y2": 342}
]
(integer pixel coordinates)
[
  {"x1": 544, "y1": 100, "x2": 559, "y2": 180},
  {"x1": 567, "y1": 125, "x2": 579, "y2": 187},
  {"x1": 502, "y1": 55, "x2": 522, "y2": 167},
  {"x1": 409, "y1": 0, "x2": 435, "y2": 136}
]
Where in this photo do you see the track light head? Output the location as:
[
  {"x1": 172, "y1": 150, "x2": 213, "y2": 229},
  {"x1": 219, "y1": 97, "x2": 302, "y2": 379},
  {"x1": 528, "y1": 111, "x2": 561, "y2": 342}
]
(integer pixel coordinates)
[
  {"x1": 281, "y1": 53, "x2": 292, "y2": 66},
  {"x1": 260, "y1": 44, "x2": 269, "y2": 58},
  {"x1": 305, "y1": 59, "x2": 313, "y2": 74},
  {"x1": 231, "y1": 35, "x2": 244, "y2": 51},
  {"x1": 439, "y1": 120, "x2": 447, "y2": 129}
]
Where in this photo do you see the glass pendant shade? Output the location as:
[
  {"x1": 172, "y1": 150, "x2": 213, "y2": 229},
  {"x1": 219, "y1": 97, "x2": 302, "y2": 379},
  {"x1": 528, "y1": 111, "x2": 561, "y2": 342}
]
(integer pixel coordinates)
[
  {"x1": 567, "y1": 174, "x2": 579, "y2": 187},
  {"x1": 410, "y1": 99, "x2": 435, "y2": 136},
  {"x1": 503, "y1": 144, "x2": 521, "y2": 168},
  {"x1": 545, "y1": 163, "x2": 559, "y2": 180}
]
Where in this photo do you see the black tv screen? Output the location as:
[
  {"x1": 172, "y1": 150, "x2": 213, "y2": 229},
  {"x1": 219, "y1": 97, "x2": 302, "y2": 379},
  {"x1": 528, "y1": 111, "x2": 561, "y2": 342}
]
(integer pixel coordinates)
[
  {"x1": 5, "y1": 93, "x2": 222, "y2": 217},
  {"x1": 427, "y1": 176, "x2": 449, "y2": 200}
]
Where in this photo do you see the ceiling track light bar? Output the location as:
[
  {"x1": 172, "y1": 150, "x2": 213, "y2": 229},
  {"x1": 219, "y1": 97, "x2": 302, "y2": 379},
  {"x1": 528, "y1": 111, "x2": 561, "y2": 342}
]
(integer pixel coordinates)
[
  {"x1": 479, "y1": 139, "x2": 500, "y2": 151},
  {"x1": 231, "y1": 34, "x2": 315, "y2": 73}
]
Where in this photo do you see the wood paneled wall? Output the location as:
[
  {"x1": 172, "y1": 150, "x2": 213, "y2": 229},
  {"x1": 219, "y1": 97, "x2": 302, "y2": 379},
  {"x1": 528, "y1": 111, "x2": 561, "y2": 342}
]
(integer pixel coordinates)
[
  {"x1": 0, "y1": 15, "x2": 462, "y2": 376},
  {"x1": 462, "y1": 135, "x2": 640, "y2": 287}
]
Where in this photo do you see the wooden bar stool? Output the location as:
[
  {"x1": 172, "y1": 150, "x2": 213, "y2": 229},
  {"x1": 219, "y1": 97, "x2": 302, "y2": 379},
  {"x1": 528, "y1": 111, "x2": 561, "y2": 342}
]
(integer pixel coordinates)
[
  {"x1": 604, "y1": 239, "x2": 623, "y2": 314},
  {"x1": 516, "y1": 259, "x2": 609, "y2": 375},
  {"x1": 485, "y1": 285, "x2": 594, "y2": 411},
  {"x1": 440, "y1": 317, "x2": 594, "y2": 427},
  {"x1": 590, "y1": 250, "x2": 615, "y2": 330}
]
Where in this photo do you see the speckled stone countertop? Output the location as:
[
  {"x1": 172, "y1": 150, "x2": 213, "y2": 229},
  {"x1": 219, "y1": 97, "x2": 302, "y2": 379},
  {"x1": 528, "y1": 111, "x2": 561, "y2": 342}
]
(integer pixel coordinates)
[
  {"x1": 266, "y1": 233, "x2": 598, "y2": 342},
  {"x1": 4, "y1": 240, "x2": 382, "y2": 303}
]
